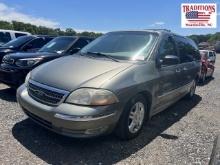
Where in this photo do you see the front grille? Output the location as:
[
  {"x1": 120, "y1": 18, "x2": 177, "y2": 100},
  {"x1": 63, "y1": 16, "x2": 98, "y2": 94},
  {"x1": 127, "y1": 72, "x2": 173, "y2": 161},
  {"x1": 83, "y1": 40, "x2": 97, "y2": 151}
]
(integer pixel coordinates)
[{"x1": 28, "y1": 80, "x2": 69, "y2": 106}]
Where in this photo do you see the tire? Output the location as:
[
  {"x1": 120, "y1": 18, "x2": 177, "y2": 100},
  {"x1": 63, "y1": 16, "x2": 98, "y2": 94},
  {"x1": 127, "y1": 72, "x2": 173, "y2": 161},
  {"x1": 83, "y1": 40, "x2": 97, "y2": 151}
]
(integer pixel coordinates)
[
  {"x1": 199, "y1": 72, "x2": 206, "y2": 83},
  {"x1": 209, "y1": 135, "x2": 220, "y2": 165},
  {"x1": 115, "y1": 94, "x2": 148, "y2": 140},
  {"x1": 185, "y1": 80, "x2": 196, "y2": 99},
  {"x1": 210, "y1": 70, "x2": 214, "y2": 78}
]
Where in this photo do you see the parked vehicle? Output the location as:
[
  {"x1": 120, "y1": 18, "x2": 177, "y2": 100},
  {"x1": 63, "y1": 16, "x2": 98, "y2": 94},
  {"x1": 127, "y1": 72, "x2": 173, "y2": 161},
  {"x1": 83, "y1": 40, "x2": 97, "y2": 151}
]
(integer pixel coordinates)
[
  {"x1": 198, "y1": 50, "x2": 215, "y2": 83},
  {"x1": 214, "y1": 41, "x2": 220, "y2": 53},
  {"x1": 0, "y1": 35, "x2": 54, "y2": 62},
  {"x1": 17, "y1": 30, "x2": 200, "y2": 140},
  {"x1": 0, "y1": 36, "x2": 93, "y2": 87},
  {"x1": 199, "y1": 50, "x2": 216, "y2": 63},
  {"x1": 0, "y1": 29, "x2": 31, "y2": 46}
]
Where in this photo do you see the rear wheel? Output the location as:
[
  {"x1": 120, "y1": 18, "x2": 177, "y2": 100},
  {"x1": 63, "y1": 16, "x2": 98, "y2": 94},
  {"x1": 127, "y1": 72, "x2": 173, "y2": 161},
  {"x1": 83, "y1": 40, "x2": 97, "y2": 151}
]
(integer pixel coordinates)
[
  {"x1": 115, "y1": 94, "x2": 147, "y2": 140},
  {"x1": 185, "y1": 80, "x2": 196, "y2": 99},
  {"x1": 210, "y1": 69, "x2": 214, "y2": 78},
  {"x1": 199, "y1": 71, "x2": 206, "y2": 83}
]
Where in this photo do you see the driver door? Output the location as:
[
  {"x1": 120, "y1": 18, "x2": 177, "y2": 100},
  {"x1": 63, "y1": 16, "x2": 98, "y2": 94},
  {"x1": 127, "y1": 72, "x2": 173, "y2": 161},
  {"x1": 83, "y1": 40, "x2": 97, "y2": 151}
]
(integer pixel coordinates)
[{"x1": 154, "y1": 35, "x2": 181, "y2": 112}]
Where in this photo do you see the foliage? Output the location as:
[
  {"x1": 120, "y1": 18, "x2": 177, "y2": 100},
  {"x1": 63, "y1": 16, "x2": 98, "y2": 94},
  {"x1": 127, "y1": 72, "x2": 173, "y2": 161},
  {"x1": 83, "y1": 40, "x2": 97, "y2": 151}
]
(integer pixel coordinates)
[
  {"x1": 0, "y1": 21, "x2": 103, "y2": 38},
  {"x1": 188, "y1": 32, "x2": 220, "y2": 44}
]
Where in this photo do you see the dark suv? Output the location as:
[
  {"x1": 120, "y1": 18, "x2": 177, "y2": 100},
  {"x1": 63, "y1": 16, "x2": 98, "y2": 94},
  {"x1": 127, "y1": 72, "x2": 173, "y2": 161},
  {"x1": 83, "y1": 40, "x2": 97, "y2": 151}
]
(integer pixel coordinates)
[
  {"x1": 0, "y1": 35, "x2": 54, "y2": 62},
  {"x1": 17, "y1": 30, "x2": 200, "y2": 140},
  {"x1": 0, "y1": 36, "x2": 93, "y2": 87}
]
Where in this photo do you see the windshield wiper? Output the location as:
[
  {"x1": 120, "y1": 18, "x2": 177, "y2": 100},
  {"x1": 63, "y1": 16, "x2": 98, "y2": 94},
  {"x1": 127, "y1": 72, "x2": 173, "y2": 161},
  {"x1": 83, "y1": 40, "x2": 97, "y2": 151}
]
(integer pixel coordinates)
[{"x1": 85, "y1": 51, "x2": 119, "y2": 62}]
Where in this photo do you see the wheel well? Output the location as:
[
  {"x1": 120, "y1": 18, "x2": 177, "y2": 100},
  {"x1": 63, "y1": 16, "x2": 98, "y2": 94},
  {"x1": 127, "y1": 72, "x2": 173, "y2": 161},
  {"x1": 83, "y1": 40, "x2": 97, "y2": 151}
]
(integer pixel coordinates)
[{"x1": 138, "y1": 91, "x2": 152, "y2": 119}]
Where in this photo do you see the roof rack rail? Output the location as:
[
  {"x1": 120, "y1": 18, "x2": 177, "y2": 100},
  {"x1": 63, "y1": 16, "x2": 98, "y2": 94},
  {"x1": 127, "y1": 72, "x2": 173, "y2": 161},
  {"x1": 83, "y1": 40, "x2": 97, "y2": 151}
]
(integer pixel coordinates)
[{"x1": 145, "y1": 29, "x2": 171, "y2": 32}]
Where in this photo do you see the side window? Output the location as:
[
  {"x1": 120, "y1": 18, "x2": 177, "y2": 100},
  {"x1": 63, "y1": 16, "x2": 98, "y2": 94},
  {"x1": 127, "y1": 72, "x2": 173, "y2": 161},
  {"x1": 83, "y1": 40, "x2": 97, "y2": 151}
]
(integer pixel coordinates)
[
  {"x1": 158, "y1": 36, "x2": 177, "y2": 60},
  {"x1": 0, "y1": 32, "x2": 11, "y2": 44},
  {"x1": 15, "y1": 33, "x2": 27, "y2": 38},
  {"x1": 73, "y1": 39, "x2": 89, "y2": 48},
  {"x1": 174, "y1": 36, "x2": 194, "y2": 63}
]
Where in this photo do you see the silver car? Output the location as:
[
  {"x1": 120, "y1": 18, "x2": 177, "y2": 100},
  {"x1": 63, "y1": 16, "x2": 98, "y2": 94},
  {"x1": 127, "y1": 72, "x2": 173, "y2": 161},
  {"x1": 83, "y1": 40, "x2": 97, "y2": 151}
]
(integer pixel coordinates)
[{"x1": 17, "y1": 30, "x2": 200, "y2": 140}]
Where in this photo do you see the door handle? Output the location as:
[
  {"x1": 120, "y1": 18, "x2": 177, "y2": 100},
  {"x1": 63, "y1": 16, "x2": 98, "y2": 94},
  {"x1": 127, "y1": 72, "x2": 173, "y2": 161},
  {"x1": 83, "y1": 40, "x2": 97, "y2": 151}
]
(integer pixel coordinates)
[{"x1": 175, "y1": 68, "x2": 181, "y2": 73}]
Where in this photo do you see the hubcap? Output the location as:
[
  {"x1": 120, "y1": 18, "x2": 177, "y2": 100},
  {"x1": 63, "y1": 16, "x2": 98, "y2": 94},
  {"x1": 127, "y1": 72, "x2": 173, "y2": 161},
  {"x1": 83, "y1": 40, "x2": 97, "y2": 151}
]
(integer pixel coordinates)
[{"x1": 128, "y1": 102, "x2": 145, "y2": 133}]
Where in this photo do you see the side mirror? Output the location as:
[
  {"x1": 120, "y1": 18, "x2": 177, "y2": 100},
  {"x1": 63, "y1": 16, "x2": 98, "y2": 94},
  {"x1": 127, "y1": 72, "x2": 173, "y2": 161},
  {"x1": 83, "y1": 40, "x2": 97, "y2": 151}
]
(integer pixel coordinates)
[
  {"x1": 159, "y1": 55, "x2": 180, "y2": 67},
  {"x1": 69, "y1": 47, "x2": 81, "y2": 54}
]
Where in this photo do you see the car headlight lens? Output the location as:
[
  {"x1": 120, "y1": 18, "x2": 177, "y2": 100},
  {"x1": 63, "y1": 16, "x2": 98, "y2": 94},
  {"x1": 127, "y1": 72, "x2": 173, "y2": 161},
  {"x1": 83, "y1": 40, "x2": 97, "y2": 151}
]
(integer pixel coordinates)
[
  {"x1": 3, "y1": 49, "x2": 12, "y2": 53},
  {"x1": 15, "y1": 58, "x2": 42, "y2": 67},
  {"x1": 25, "y1": 72, "x2": 31, "y2": 86},
  {"x1": 65, "y1": 88, "x2": 119, "y2": 106}
]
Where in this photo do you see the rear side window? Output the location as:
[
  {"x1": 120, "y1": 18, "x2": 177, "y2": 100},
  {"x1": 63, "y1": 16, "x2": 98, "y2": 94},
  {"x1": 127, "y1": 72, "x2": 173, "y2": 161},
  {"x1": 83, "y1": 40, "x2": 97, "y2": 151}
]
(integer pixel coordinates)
[
  {"x1": 174, "y1": 36, "x2": 200, "y2": 63},
  {"x1": 158, "y1": 36, "x2": 177, "y2": 59},
  {"x1": 15, "y1": 33, "x2": 27, "y2": 38},
  {"x1": 0, "y1": 32, "x2": 11, "y2": 44}
]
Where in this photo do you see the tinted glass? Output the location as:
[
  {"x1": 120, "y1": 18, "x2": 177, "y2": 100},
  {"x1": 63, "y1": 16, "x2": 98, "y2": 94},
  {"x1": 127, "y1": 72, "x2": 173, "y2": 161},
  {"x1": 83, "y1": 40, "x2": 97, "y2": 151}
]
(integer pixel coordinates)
[
  {"x1": 73, "y1": 39, "x2": 89, "y2": 48},
  {"x1": 158, "y1": 36, "x2": 177, "y2": 59},
  {"x1": 209, "y1": 52, "x2": 214, "y2": 57},
  {"x1": 174, "y1": 36, "x2": 200, "y2": 63},
  {"x1": 0, "y1": 32, "x2": 11, "y2": 44},
  {"x1": 39, "y1": 37, "x2": 76, "y2": 54},
  {"x1": 15, "y1": 33, "x2": 27, "y2": 38},
  {"x1": 23, "y1": 38, "x2": 52, "y2": 50},
  {"x1": 2, "y1": 36, "x2": 34, "y2": 48},
  {"x1": 81, "y1": 32, "x2": 158, "y2": 60}
]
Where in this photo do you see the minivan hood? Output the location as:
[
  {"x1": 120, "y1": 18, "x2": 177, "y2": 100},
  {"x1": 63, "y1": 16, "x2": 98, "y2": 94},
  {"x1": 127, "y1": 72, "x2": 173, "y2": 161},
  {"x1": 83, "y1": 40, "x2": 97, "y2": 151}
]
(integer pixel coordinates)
[{"x1": 31, "y1": 56, "x2": 133, "y2": 91}]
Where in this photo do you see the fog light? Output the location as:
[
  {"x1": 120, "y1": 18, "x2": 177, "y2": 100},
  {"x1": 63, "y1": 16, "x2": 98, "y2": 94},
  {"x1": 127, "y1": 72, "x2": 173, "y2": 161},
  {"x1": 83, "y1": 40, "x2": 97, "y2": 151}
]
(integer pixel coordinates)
[{"x1": 84, "y1": 126, "x2": 108, "y2": 135}]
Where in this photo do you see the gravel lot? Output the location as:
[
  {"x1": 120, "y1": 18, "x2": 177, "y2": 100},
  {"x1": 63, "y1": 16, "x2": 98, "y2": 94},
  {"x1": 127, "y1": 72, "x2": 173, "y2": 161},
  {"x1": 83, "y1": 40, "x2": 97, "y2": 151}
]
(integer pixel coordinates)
[{"x1": 0, "y1": 55, "x2": 220, "y2": 165}]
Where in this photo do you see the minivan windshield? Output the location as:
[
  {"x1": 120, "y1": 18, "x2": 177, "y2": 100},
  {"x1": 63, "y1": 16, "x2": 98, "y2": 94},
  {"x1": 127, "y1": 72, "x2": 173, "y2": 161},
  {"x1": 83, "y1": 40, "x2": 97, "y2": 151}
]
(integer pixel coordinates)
[
  {"x1": 2, "y1": 36, "x2": 34, "y2": 48},
  {"x1": 80, "y1": 31, "x2": 158, "y2": 60},
  {"x1": 39, "y1": 37, "x2": 76, "y2": 54}
]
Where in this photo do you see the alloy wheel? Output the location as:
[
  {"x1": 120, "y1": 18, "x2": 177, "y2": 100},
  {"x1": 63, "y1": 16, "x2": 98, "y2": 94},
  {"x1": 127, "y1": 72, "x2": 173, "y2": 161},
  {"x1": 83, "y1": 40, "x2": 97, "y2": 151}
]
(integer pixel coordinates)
[{"x1": 128, "y1": 102, "x2": 145, "y2": 133}]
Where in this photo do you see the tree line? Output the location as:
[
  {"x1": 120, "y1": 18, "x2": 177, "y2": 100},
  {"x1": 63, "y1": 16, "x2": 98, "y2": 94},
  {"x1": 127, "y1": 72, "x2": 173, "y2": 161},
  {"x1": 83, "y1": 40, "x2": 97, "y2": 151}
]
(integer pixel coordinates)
[
  {"x1": 0, "y1": 21, "x2": 103, "y2": 38},
  {"x1": 188, "y1": 32, "x2": 220, "y2": 44},
  {"x1": 0, "y1": 20, "x2": 219, "y2": 44}
]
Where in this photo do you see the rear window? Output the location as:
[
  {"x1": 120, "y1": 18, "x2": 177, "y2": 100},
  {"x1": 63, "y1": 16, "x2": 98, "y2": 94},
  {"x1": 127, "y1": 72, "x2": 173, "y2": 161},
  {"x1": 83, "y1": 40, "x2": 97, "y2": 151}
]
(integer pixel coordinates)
[
  {"x1": 15, "y1": 33, "x2": 27, "y2": 38},
  {"x1": 209, "y1": 52, "x2": 214, "y2": 57},
  {"x1": 0, "y1": 32, "x2": 11, "y2": 44},
  {"x1": 39, "y1": 37, "x2": 76, "y2": 54},
  {"x1": 2, "y1": 36, "x2": 34, "y2": 48},
  {"x1": 22, "y1": 37, "x2": 53, "y2": 50}
]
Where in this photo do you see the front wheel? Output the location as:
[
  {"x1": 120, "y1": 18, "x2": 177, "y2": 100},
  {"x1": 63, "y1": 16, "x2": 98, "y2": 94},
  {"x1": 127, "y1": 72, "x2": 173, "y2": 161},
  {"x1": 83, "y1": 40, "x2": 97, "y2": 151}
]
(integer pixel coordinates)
[{"x1": 115, "y1": 95, "x2": 147, "y2": 140}]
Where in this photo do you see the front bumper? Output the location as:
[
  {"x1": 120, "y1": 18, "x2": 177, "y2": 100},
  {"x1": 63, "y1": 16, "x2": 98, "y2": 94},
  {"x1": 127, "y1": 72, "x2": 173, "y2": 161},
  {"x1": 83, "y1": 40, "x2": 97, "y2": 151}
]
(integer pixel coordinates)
[
  {"x1": 17, "y1": 85, "x2": 122, "y2": 138},
  {"x1": 0, "y1": 66, "x2": 28, "y2": 87}
]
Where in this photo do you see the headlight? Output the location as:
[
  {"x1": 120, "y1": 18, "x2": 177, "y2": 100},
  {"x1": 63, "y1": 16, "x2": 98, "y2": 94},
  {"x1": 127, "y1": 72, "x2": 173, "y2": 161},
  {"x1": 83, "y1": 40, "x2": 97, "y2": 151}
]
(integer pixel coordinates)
[
  {"x1": 15, "y1": 58, "x2": 42, "y2": 67},
  {"x1": 3, "y1": 49, "x2": 12, "y2": 53},
  {"x1": 25, "y1": 72, "x2": 31, "y2": 86},
  {"x1": 65, "y1": 88, "x2": 119, "y2": 106}
]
